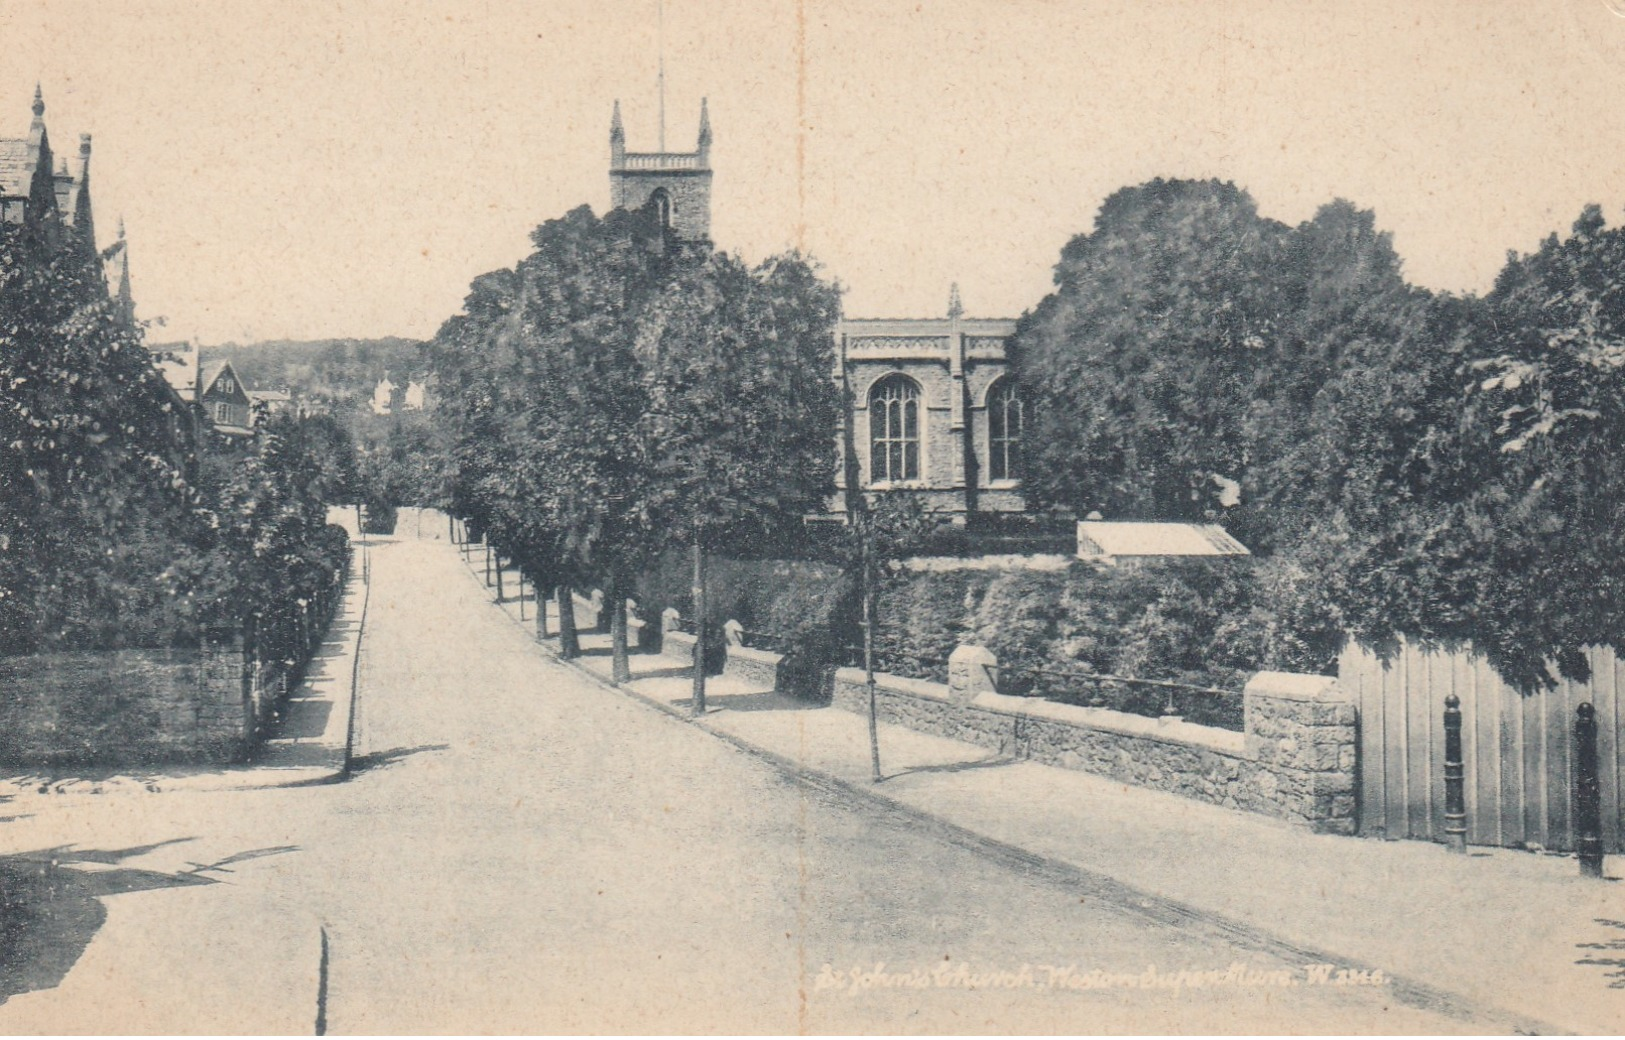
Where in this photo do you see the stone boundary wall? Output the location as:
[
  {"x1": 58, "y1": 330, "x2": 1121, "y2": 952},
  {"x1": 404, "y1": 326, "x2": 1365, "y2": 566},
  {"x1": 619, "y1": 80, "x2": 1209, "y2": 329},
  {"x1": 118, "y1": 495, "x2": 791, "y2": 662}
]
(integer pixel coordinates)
[
  {"x1": 0, "y1": 563, "x2": 348, "y2": 768},
  {"x1": 831, "y1": 663, "x2": 1357, "y2": 834},
  {"x1": 722, "y1": 645, "x2": 784, "y2": 690},
  {"x1": 662, "y1": 630, "x2": 698, "y2": 663},
  {"x1": 634, "y1": 605, "x2": 1356, "y2": 831},
  {"x1": 0, "y1": 636, "x2": 250, "y2": 766},
  {"x1": 577, "y1": 589, "x2": 650, "y2": 646}
]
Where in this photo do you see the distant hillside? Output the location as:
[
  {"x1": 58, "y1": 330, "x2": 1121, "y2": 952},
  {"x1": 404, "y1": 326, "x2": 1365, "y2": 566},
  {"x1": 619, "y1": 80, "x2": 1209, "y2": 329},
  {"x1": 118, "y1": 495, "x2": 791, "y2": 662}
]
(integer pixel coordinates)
[{"x1": 152, "y1": 337, "x2": 429, "y2": 403}]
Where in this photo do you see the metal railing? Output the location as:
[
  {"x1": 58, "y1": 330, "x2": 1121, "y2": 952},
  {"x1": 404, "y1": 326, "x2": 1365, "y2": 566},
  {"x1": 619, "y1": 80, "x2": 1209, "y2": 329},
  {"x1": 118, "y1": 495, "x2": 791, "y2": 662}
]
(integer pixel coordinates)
[
  {"x1": 1005, "y1": 663, "x2": 1244, "y2": 732},
  {"x1": 833, "y1": 643, "x2": 951, "y2": 676},
  {"x1": 737, "y1": 627, "x2": 793, "y2": 654},
  {"x1": 660, "y1": 616, "x2": 1246, "y2": 731}
]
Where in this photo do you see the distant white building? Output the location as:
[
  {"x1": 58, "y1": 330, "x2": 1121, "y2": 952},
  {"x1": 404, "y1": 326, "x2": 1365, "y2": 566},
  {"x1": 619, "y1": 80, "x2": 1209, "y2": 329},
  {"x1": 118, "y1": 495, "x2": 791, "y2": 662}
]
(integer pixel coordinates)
[
  {"x1": 248, "y1": 388, "x2": 293, "y2": 421},
  {"x1": 402, "y1": 379, "x2": 426, "y2": 411},
  {"x1": 371, "y1": 374, "x2": 396, "y2": 415}
]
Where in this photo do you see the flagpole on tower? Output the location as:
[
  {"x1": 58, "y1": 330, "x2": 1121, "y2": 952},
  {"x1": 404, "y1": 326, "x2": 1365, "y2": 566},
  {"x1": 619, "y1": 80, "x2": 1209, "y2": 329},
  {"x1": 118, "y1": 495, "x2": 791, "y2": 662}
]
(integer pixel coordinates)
[{"x1": 657, "y1": 0, "x2": 666, "y2": 152}]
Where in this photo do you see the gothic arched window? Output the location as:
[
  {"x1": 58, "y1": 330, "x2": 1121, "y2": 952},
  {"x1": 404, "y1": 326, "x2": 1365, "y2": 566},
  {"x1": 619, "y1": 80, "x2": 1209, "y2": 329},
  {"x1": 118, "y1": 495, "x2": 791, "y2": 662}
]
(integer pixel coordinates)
[
  {"x1": 869, "y1": 374, "x2": 921, "y2": 484},
  {"x1": 987, "y1": 378, "x2": 1024, "y2": 482},
  {"x1": 649, "y1": 188, "x2": 673, "y2": 230}
]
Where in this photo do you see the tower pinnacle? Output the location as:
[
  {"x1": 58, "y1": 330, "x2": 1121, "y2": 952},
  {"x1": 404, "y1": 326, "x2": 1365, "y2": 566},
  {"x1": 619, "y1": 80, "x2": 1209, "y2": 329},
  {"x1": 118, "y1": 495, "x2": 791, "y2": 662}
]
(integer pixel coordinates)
[
  {"x1": 947, "y1": 282, "x2": 963, "y2": 320},
  {"x1": 610, "y1": 100, "x2": 626, "y2": 166},
  {"x1": 115, "y1": 217, "x2": 134, "y2": 325},
  {"x1": 31, "y1": 84, "x2": 43, "y2": 119},
  {"x1": 607, "y1": 98, "x2": 713, "y2": 241}
]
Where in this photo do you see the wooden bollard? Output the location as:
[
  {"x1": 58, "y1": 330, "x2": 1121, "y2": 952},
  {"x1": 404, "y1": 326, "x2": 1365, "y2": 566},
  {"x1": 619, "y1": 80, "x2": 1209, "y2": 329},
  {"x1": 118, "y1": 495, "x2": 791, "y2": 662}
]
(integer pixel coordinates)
[
  {"x1": 1576, "y1": 702, "x2": 1605, "y2": 878},
  {"x1": 1443, "y1": 694, "x2": 1467, "y2": 853}
]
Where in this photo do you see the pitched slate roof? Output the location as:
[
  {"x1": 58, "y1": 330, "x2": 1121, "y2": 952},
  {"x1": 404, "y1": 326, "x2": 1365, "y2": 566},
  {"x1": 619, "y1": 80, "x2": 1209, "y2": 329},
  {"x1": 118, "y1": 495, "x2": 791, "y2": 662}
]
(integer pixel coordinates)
[
  {"x1": 0, "y1": 139, "x2": 33, "y2": 197},
  {"x1": 198, "y1": 360, "x2": 225, "y2": 389}
]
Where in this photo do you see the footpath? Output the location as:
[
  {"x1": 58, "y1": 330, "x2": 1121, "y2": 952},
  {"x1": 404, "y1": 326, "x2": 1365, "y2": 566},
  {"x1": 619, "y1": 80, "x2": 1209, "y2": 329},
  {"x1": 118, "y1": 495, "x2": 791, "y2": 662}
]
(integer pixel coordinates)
[{"x1": 460, "y1": 540, "x2": 1625, "y2": 1036}]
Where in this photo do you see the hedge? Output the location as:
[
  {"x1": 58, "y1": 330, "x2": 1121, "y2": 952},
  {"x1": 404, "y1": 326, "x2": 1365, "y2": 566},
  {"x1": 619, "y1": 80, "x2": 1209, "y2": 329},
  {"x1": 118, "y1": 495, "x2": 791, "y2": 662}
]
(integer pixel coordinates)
[{"x1": 627, "y1": 551, "x2": 1342, "y2": 723}]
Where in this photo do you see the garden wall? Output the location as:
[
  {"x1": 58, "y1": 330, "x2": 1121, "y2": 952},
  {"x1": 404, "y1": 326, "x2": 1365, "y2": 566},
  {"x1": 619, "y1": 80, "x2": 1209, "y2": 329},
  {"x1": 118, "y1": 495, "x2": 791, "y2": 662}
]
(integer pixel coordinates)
[
  {"x1": 0, "y1": 634, "x2": 251, "y2": 766},
  {"x1": 830, "y1": 658, "x2": 1357, "y2": 833},
  {"x1": 0, "y1": 562, "x2": 347, "y2": 769}
]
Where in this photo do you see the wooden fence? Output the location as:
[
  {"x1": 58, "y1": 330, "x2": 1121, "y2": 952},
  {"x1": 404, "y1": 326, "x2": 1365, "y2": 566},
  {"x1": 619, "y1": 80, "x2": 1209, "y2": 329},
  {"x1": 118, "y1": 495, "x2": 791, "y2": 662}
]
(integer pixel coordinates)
[{"x1": 1341, "y1": 641, "x2": 1624, "y2": 852}]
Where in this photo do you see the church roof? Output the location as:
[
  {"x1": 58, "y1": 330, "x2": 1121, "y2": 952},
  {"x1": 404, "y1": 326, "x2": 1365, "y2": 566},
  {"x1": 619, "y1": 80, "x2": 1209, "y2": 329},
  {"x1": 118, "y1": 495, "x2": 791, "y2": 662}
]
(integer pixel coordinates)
[{"x1": 0, "y1": 139, "x2": 33, "y2": 197}]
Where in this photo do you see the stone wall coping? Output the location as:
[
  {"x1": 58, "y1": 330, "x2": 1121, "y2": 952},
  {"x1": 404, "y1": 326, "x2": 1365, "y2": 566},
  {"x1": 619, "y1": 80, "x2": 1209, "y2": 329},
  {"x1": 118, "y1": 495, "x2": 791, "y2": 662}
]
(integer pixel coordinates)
[
  {"x1": 836, "y1": 664, "x2": 1249, "y2": 756},
  {"x1": 834, "y1": 665, "x2": 953, "y2": 702},
  {"x1": 1244, "y1": 670, "x2": 1345, "y2": 703},
  {"x1": 727, "y1": 644, "x2": 784, "y2": 667},
  {"x1": 972, "y1": 689, "x2": 1249, "y2": 755}
]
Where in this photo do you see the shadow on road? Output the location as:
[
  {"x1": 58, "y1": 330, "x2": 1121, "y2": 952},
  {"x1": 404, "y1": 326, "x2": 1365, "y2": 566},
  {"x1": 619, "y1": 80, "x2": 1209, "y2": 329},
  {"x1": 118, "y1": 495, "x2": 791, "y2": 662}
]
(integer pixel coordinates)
[
  {"x1": 704, "y1": 691, "x2": 821, "y2": 713},
  {"x1": 345, "y1": 743, "x2": 450, "y2": 776},
  {"x1": 275, "y1": 698, "x2": 334, "y2": 740},
  {"x1": 884, "y1": 754, "x2": 1018, "y2": 780},
  {"x1": 0, "y1": 839, "x2": 217, "y2": 1004},
  {"x1": 624, "y1": 664, "x2": 694, "y2": 682}
]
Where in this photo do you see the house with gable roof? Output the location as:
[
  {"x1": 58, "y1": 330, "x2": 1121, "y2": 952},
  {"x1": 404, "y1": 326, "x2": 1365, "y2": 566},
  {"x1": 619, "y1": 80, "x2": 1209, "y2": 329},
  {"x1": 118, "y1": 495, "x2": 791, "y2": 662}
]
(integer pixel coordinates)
[{"x1": 195, "y1": 359, "x2": 256, "y2": 439}]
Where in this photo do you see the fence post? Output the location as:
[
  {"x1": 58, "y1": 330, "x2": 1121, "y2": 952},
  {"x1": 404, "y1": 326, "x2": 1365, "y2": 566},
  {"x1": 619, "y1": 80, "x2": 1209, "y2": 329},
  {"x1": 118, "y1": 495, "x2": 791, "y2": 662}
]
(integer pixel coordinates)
[
  {"x1": 1576, "y1": 702, "x2": 1605, "y2": 878},
  {"x1": 1443, "y1": 694, "x2": 1467, "y2": 853}
]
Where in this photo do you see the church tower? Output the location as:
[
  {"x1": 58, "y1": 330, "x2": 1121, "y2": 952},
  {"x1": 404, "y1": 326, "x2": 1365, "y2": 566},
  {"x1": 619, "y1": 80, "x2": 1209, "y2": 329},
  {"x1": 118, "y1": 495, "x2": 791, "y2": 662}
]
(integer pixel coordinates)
[{"x1": 609, "y1": 98, "x2": 712, "y2": 242}]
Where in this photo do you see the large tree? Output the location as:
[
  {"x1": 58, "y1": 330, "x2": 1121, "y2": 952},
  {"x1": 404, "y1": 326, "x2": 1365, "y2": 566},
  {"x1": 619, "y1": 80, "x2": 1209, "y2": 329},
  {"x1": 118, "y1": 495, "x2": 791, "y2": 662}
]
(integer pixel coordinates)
[
  {"x1": 1449, "y1": 204, "x2": 1625, "y2": 688},
  {"x1": 427, "y1": 205, "x2": 680, "y2": 669},
  {"x1": 635, "y1": 250, "x2": 842, "y2": 708},
  {"x1": 1016, "y1": 180, "x2": 1427, "y2": 549},
  {"x1": 0, "y1": 220, "x2": 203, "y2": 653},
  {"x1": 1015, "y1": 179, "x2": 1287, "y2": 523}
]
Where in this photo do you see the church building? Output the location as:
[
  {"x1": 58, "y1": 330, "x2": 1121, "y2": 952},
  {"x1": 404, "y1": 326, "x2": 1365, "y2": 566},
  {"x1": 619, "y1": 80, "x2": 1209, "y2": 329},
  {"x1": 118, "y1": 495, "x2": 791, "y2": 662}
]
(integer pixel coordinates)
[
  {"x1": 0, "y1": 86, "x2": 98, "y2": 265},
  {"x1": 606, "y1": 99, "x2": 1024, "y2": 519},
  {"x1": 609, "y1": 98, "x2": 711, "y2": 243},
  {"x1": 833, "y1": 289, "x2": 1025, "y2": 517}
]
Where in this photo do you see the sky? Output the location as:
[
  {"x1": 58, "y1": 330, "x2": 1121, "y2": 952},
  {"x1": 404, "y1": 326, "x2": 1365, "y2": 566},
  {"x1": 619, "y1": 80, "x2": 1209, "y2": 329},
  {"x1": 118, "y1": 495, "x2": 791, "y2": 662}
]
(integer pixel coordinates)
[{"x1": 4, "y1": 0, "x2": 1625, "y2": 345}]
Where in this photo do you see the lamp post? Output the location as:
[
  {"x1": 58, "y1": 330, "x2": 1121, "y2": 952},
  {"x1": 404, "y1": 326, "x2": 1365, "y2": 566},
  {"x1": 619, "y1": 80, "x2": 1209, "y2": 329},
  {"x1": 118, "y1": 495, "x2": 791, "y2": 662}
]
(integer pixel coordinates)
[
  {"x1": 862, "y1": 514, "x2": 882, "y2": 783},
  {"x1": 691, "y1": 517, "x2": 706, "y2": 716}
]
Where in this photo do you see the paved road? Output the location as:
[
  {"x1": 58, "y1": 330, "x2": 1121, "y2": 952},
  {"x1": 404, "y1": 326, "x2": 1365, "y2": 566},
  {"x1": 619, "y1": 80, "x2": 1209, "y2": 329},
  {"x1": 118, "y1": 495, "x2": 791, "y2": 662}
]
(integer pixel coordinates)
[{"x1": 0, "y1": 533, "x2": 1480, "y2": 1033}]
